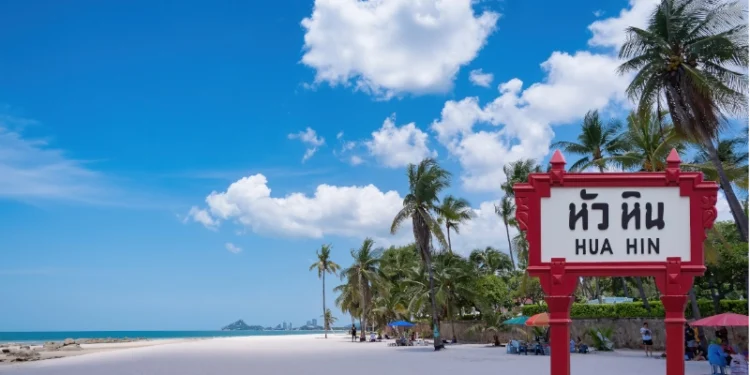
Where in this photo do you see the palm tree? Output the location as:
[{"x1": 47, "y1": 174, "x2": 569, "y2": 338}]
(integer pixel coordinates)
[
  {"x1": 322, "y1": 308, "x2": 337, "y2": 332},
  {"x1": 551, "y1": 110, "x2": 628, "y2": 171},
  {"x1": 494, "y1": 197, "x2": 517, "y2": 269},
  {"x1": 437, "y1": 195, "x2": 475, "y2": 254},
  {"x1": 334, "y1": 282, "x2": 361, "y2": 326},
  {"x1": 309, "y1": 244, "x2": 341, "y2": 339},
  {"x1": 341, "y1": 238, "x2": 381, "y2": 342},
  {"x1": 610, "y1": 110, "x2": 685, "y2": 172},
  {"x1": 501, "y1": 159, "x2": 543, "y2": 196},
  {"x1": 618, "y1": 0, "x2": 749, "y2": 241},
  {"x1": 686, "y1": 133, "x2": 749, "y2": 191},
  {"x1": 468, "y1": 247, "x2": 513, "y2": 277},
  {"x1": 391, "y1": 158, "x2": 451, "y2": 351}
]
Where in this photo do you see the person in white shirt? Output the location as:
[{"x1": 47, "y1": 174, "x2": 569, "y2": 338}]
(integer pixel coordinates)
[{"x1": 640, "y1": 322, "x2": 653, "y2": 357}]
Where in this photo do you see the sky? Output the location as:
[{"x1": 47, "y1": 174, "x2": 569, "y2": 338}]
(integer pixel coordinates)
[{"x1": 0, "y1": 0, "x2": 740, "y2": 331}]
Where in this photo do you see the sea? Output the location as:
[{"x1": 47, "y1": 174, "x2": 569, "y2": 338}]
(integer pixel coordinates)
[{"x1": 0, "y1": 330, "x2": 333, "y2": 344}]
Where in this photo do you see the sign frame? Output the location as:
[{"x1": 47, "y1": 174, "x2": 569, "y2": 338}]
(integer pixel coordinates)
[{"x1": 513, "y1": 149, "x2": 718, "y2": 375}]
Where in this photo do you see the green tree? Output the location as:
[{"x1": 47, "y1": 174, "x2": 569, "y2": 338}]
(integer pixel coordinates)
[
  {"x1": 341, "y1": 238, "x2": 381, "y2": 341},
  {"x1": 437, "y1": 195, "x2": 475, "y2": 254},
  {"x1": 390, "y1": 158, "x2": 451, "y2": 351},
  {"x1": 687, "y1": 133, "x2": 749, "y2": 191},
  {"x1": 494, "y1": 197, "x2": 517, "y2": 269},
  {"x1": 468, "y1": 247, "x2": 513, "y2": 277},
  {"x1": 618, "y1": 0, "x2": 749, "y2": 241},
  {"x1": 322, "y1": 308, "x2": 337, "y2": 332},
  {"x1": 309, "y1": 244, "x2": 341, "y2": 339},
  {"x1": 551, "y1": 110, "x2": 627, "y2": 171},
  {"x1": 611, "y1": 110, "x2": 685, "y2": 172}
]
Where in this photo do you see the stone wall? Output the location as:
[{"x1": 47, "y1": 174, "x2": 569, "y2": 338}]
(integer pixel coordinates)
[{"x1": 437, "y1": 319, "x2": 749, "y2": 350}]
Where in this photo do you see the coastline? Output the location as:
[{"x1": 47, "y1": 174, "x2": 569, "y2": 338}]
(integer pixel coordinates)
[{"x1": 0, "y1": 330, "x2": 336, "y2": 345}]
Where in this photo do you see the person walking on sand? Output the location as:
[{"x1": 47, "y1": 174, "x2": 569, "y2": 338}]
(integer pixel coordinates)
[
  {"x1": 640, "y1": 322, "x2": 653, "y2": 357},
  {"x1": 351, "y1": 325, "x2": 357, "y2": 342}
]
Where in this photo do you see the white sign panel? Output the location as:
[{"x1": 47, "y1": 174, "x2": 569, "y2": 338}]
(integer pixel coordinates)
[{"x1": 540, "y1": 187, "x2": 690, "y2": 263}]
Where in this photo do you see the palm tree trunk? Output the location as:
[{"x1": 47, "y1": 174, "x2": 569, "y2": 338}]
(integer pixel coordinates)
[
  {"x1": 622, "y1": 277, "x2": 629, "y2": 298},
  {"x1": 448, "y1": 298, "x2": 457, "y2": 342},
  {"x1": 322, "y1": 273, "x2": 327, "y2": 339},
  {"x1": 636, "y1": 277, "x2": 651, "y2": 314},
  {"x1": 359, "y1": 277, "x2": 367, "y2": 342},
  {"x1": 707, "y1": 275, "x2": 721, "y2": 315},
  {"x1": 504, "y1": 222, "x2": 516, "y2": 270},
  {"x1": 425, "y1": 248, "x2": 444, "y2": 351},
  {"x1": 446, "y1": 225, "x2": 452, "y2": 253},
  {"x1": 705, "y1": 140, "x2": 749, "y2": 242}
]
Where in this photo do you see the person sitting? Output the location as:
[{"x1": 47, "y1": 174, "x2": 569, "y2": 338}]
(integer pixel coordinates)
[
  {"x1": 493, "y1": 334, "x2": 500, "y2": 347},
  {"x1": 708, "y1": 339, "x2": 729, "y2": 374},
  {"x1": 384, "y1": 333, "x2": 390, "y2": 340},
  {"x1": 693, "y1": 347, "x2": 707, "y2": 361},
  {"x1": 377, "y1": 333, "x2": 382, "y2": 342},
  {"x1": 576, "y1": 337, "x2": 589, "y2": 354},
  {"x1": 370, "y1": 332, "x2": 377, "y2": 342},
  {"x1": 570, "y1": 338, "x2": 576, "y2": 353}
]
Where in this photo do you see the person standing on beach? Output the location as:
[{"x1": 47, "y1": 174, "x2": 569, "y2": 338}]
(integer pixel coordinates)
[
  {"x1": 351, "y1": 325, "x2": 356, "y2": 342},
  {"x1": 640, "y1": 322, "x2": 653, "y2": 357}
]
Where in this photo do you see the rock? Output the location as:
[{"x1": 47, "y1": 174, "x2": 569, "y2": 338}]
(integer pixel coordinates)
[
  {"x1": 1, "y1": 348, "x2": 9, "y2": 353},
  {"x1": 12, "y1": 349, "x2": 40, "y2": 359},
  {"x1": 20, "y1": 345, "x2": 30, "y2": 350},
  {"x1": 43, "y1": 342, "x2": 62, "y2": 351},
  {"x1": 60, "y1": 344, "x2": 81, "y2": 351},
  {"x1": 63, "y1": 338, "x2": 75, "y2": 346}
]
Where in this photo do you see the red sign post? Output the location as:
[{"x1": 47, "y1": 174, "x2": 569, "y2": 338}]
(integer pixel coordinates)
[{"x1": 513, "y1": 149, "x2": 718, "y2": 375}]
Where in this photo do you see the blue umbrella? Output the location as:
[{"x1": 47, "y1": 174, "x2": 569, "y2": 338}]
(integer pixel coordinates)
[
  {"x1": 388, "y1": 320, "x2": 415, "y2": 328},
  {"x1": 503, "y1": 316, "x2": 529, "y2": 325}
]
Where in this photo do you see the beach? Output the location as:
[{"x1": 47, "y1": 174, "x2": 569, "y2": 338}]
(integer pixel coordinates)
[{"x1": 0, "y1": 333, "x2": 710, "y2": 375}]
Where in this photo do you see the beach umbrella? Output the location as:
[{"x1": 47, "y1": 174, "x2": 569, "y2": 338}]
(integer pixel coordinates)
[
  {"x1": 502, "y1": 316, "x2": 529, "y2": 325},
  {"x1": 525, "y1": 313, "x2": 550, "y2": 327},
  {"x1": 690, "y1": 313, "x2": 749, "y2": 327},
  {"x1": 388, "y1": 320, "x2": 415, "y2": 328}
]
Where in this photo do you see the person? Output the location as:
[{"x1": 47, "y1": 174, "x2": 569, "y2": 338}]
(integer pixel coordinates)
[
  {"x1": 730, "y1": 352, "x2": 748, "y2": 375},
  {"x1": 570, "y1": 338, "x2": 576, "y2": 353},
  {"x1": 370, "y1": 332, "x2": 376, "y2": 342},
  {"x1": 708, "y1": 339, "x2": 729, "y2": 375},
  {"x1": 576, "y1": 336, "x2": 589, "y2": 354},
  {"x1": 377, "y1": 332, "x2": 382, "y2": 341},
  {"x1": 640, "y1": 322, "x2": 653, "y2": 357},
  {"x1": 685, "y1": 322, "x2": 697, "y2": 357},
  {"x1": 693, "y1": 347, "x2": 706, "y2": 361},
  {"x1": 351, "y1": 325, "x2": 357, "y2": 342}
]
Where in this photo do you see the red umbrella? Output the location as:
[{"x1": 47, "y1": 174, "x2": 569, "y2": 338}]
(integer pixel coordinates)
[
  {"x1": 525, "y1": 313, "x2": 550, "y2": 327},
  {"x1": 690, "y1": 313, "x2": 749, "y2": 327}
]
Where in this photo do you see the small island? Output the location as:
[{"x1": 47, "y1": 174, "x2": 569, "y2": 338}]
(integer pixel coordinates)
[{"x1": 221, "y1": 320, "x2": 264, "y2": 331}]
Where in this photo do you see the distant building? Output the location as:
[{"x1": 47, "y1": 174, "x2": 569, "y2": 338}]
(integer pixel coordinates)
[{"x1": 312, "y1": 318, "x2": 317, "y2": 326}]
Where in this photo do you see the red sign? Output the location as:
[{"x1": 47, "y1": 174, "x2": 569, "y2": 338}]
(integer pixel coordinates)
[{"x1": 513, "y1": 149, "x2": 718, "y2": 375}]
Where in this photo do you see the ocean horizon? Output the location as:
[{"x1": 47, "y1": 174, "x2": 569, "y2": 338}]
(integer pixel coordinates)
[{"x1": 0, "y1": 330, "x2": 340, "y2": 344}]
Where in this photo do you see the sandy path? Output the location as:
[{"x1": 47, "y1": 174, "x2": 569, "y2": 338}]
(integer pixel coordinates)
[{"x1": 0, "y1": 334, "x2": 710, "y2": 375}]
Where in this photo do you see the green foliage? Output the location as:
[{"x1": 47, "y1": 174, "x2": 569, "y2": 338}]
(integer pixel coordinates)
[
  {"x1": 522, "y1": 300, "x2": 747, "y2": 318},
  {"x1": 586, "y1": 327, "x2": 614, "y2": 351},
  {"x1": 474, "y1": 274, "x2": 511, "y2": 310}
]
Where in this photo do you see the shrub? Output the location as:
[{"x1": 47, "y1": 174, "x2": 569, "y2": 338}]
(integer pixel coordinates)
[{"x1": 521, "y1": 299, "x2": 747, "y2": 318}]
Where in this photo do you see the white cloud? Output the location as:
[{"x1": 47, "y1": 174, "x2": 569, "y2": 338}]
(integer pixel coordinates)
[
  {"x1": 225, "y1": 242, "x2": 242, "y2": 254},
  {"x1": 432, "y1": 51, "x2": 631, "y2": 192},
  {"x1": 469, "y1": 69, "x2": 494, "y2": 87},
  {"x1": 716, "y1": 192, "x2": 735, "y2": 222},
  {"x1": 188, "y1": 174, "x2": 513, "y2": 255},
  {"x1": 288, "y1": 127, "x2": 325, "y2": 162},
  {"x1": 185, "y1": 206, "x2": 219, "y2": 230},
  {"x1": 300, "y1": 0, "x2": 499, "y2": 98},
  {"x1": 365, "y1": 116, "x2": 437, "y2": 168},
  {"x1": 587, "y1": 0, "x2": 659, "y2": 49},
  {"x1": 349, "y1": 155, "x2": 364, "y2": 166},
  {"x1": 593, "y1": 10, "x2": 605, "y2": 18},
  {"x1": 0, "y1": 121, "x2": 110, "y2": 204}
]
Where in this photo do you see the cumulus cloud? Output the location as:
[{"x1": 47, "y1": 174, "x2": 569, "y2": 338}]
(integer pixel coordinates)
[
  {"x1": 587, "y1": 0, "x2": 659, "y2": 49},
  {"x1": 225, "y1": 242, "x2": 242, "y2": 254},
  {"x1": 431, "y1": 51, "x2": 631, "y2": 191},
  {"x1": 288, "y1": 127, "x2": 325, "y2": 162},
  {"x1": 300, "y1": 0, "x2": 499, "y2": 98},
  {"x1": 366, "y1": 116, "x2": 437, "y2": 168},
  {"x1": 185, "y1": 206, "x2": 219, "y2": 230},
  {"x1": 188, "y1": 174, "x2": 513, "y2": 255},
  {"x1": 469, "y1": 69, "x2": 494, "y2": 87}
]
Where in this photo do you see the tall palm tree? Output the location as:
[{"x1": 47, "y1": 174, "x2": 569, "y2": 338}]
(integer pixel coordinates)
[
  {"x1": 391, "y1": 158, "x2": 451, "y2": 351},
  {"x1": 469, "y1": 247, "x2": 513, "y2": 277},
  {"x1": 618, "y1": 0, "x2": 749, "y2": 241},
  {"x1": 687, "y1": 133, "x2": 749, "y2": 191},
  {"x1": 341, "y1": 238, "x2": 381, "y2": 342},
  {"x1": 551, "y1": 110, "x2": 628, "y2": 171},
  {"x1": 309, "y1": 244, "x2": 340, "y2": 339},
  {"x1": 334, "y1": 282, "x2": 361, "y2": 326},
  {"x1": 494, "y1": 197, "x2": 517, "y2": 269},
  {"x1": 501, "y1": 159, "x2": 543, "y2": 196},
  {"x1": 437, "y1": 195, "x2": 475, "y2": 254}
]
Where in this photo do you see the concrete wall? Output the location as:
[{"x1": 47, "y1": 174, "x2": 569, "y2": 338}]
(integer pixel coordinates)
[{"x1": 436, "y1": 319, "x2": 748, "y2": 350}]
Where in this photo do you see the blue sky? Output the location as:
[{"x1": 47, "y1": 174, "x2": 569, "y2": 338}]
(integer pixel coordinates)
[{"x1": 0, "y1": 0, "x2": 739, "y2": 331}]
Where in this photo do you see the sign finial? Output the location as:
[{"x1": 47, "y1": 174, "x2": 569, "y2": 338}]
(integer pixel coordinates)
[
  {"x1": 666, "y1": 148, "x2": 681, "y2": 167},
  {"x1": 550, "y1": 150, "x2": 566, "y2": 171}
]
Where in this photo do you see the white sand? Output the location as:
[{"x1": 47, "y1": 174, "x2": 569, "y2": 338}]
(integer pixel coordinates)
[{"x1": 0, "y1": 334, "x2": 710, "y2": 375}]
